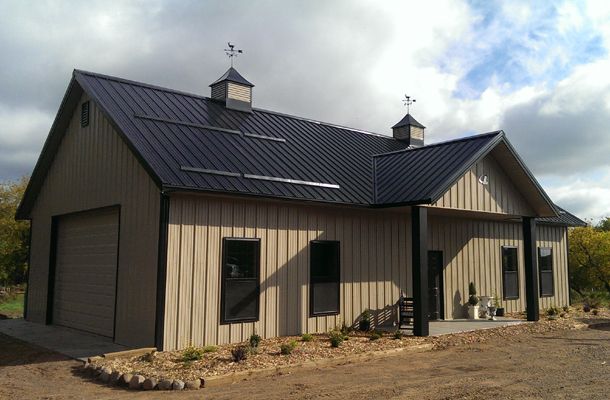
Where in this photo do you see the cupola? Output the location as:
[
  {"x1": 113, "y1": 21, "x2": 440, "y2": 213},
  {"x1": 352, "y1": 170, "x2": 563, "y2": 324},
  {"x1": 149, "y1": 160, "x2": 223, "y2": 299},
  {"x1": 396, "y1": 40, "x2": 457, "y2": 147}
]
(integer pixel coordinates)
[{"x1": 209, "y1": 67, "x2": 254, "y2": 113}]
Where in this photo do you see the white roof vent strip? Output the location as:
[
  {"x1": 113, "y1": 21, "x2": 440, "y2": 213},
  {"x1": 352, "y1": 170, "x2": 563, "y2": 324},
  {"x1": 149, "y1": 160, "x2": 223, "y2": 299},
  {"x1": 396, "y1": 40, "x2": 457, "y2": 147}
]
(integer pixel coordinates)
[
  {"x1": 180, "y1": 166, "x2": 340, "y2": 189},
  {"x1": 134, "y1": 114, "x2": 286, "y2": 143}
]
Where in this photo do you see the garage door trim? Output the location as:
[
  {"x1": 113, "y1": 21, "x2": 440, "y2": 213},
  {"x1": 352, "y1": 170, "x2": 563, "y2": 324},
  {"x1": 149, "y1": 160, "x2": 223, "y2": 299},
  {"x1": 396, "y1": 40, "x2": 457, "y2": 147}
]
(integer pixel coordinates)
[{"x1": 45, "y1": 205, "x2": 121, "y2": 340}]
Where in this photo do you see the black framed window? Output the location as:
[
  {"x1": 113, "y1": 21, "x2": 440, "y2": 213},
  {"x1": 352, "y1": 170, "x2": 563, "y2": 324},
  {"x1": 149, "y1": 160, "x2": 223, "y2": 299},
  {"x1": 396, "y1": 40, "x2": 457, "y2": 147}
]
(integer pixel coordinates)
[
  {"x1": 310, "y1": 241, "x2": 340, "y2": 316},
  {"x1": 538, "y1": 247, "x2": 554, "y2": 297},
  {"x1": 502, "y1": 246, "x2": 519, "y2": 300},
  {"x1": 221, "y1": 238, "x2": 260, "y2": 324}
]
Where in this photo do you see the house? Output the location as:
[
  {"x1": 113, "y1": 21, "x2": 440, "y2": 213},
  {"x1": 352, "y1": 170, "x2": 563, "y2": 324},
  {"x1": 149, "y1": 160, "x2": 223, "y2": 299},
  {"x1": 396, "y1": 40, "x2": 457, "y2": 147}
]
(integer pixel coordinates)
[{"x1": 16, "y1": 66, "x2": 585, "y2": 351}]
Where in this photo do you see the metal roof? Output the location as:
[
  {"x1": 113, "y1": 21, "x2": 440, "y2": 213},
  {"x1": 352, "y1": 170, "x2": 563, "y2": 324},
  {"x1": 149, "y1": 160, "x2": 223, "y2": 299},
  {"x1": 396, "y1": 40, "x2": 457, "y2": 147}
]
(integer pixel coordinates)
[
  {"x1": 537, "y1": 205, "x2": 587, "y2": 227},
  {"x1": 374, "y1": 132, "x2": 503, "y2": 205},
  {"x1": 209, "y1": 67, "x2": 254, "y2": 87},
  {"x1": 16, "y1": 70, "x2": 572, "y2": 220},
  {"x1": 74, "y1": 69, "x2": 406, "y2": 206},
  {"x1": 392, "y1": 113, "x2": 425, "y2": 129}
]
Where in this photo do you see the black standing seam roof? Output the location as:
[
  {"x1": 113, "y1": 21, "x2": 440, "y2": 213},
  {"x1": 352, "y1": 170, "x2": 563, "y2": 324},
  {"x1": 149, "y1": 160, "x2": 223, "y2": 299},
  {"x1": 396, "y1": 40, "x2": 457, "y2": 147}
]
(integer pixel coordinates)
[
  {"x1": 17, "y1": 69, "x2": 576, "y2": 222},
  {"x1": 537, "y1": 206, "x2": 587, "y2": 227}
]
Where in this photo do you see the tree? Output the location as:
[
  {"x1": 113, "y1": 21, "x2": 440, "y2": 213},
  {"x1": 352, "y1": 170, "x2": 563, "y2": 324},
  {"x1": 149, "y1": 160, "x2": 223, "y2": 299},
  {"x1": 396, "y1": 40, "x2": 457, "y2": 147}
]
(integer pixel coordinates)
[
  {"x1": 597, "y1": 217, "x2": 610, "y2": 232},
  {"x1": 568, "y1": 226, "x2": 610, "y2": 295},
  {"x1": 0, "y1": 177, "x2": 30, "y2": 286}
]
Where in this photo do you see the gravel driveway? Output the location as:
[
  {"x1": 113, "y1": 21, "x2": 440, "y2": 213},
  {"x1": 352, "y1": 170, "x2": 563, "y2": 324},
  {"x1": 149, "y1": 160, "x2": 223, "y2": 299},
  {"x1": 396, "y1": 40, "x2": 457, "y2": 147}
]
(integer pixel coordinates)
[{"x1": 1, "y1": 323, "x2": 608, "y2": 399}]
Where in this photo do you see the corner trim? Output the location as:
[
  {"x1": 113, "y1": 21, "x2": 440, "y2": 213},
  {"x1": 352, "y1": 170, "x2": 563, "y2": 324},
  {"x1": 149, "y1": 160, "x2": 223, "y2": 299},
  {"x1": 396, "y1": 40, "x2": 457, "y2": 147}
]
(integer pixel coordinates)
[{"x1": 154, "y1": 193, "x2": 170, "y2": 350}]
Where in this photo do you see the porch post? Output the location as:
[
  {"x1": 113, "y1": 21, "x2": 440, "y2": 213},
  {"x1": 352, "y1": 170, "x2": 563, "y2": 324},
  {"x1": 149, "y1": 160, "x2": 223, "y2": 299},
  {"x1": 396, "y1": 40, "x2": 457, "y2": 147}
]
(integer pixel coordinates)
[
  {"x1": 412, "y1": 206, "x2": 429, "y2": 336},
  {"x1": 523, "y1": 217, "x2": 539, "y2": 321}
]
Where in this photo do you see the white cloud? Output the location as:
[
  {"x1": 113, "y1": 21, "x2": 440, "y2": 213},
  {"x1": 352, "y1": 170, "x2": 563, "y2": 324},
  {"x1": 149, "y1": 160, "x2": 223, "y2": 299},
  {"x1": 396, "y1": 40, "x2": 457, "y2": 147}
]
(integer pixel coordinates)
[{"x1": 0, "y1": 0, "x2": 609, "y2": 219}]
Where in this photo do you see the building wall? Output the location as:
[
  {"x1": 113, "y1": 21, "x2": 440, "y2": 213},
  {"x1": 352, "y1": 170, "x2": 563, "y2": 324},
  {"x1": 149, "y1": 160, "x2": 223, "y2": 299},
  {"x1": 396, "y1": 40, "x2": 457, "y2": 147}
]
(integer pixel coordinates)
[
  {"x1": 26, "y1": 92, "x2": 160, "y2": 347},
  {"x1": 163, "y1": 194, "x2": 411, "y2": 350},
  {"x1": 429, "y1": 215, "x2": 569, "y2": 318},
  {"x1": 432, "y1": 154, "x2": 535, "y2": 216}
]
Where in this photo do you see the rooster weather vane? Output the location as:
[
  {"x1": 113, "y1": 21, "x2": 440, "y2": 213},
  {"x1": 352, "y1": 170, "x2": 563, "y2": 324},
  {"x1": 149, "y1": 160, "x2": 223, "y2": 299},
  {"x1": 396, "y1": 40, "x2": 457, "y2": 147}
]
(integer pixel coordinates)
[
  {"x1": 224, "y1": 42, "x2": 243, "y2": 68},
  {"x1": 402, "y1": 95, "x2": 416, "y2": 114}
]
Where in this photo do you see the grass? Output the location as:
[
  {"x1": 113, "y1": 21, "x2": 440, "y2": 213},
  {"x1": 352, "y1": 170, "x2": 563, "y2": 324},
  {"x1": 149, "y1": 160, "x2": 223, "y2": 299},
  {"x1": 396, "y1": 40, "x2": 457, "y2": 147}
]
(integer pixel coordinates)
[{"x1": 0, "y1": 293, "x2": 24, "y2": 318}]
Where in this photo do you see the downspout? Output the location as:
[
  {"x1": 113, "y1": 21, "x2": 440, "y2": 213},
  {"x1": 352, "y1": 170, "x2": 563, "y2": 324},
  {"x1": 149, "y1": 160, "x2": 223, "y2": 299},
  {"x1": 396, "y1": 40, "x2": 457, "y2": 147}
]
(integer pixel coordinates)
[{"x1": 154, "y1": 192, "x2": 170, "y2": 350}]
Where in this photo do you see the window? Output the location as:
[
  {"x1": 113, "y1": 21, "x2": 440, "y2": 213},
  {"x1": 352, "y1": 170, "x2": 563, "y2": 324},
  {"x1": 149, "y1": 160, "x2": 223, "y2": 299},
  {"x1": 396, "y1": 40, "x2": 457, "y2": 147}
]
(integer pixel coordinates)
[
  {"x1": 538, "y1": 248, "x2": 554, "y2": 297},
  {"x1": 502, "y1": 246, "x2": 519, "y2": 299},
  {"x1": 221, "y1": 238, "x2": 260, "y2": 323},
  {"x1": 310, "y1": 241, "x2": 340, "y2": 316}
]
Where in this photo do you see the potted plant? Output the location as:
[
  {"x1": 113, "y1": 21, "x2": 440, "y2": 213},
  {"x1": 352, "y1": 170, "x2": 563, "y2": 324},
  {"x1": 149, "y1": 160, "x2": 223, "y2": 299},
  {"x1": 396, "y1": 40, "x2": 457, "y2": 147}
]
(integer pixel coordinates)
[
  {"x1": 494, "y1": 293, "x2": 504, "y2": 317},
  {"x1": 467, "y1": 282, "x2": 479, "y2": 319},
  {"x1": 359, "y1": 309, "x2": 372, "y2": 331}
]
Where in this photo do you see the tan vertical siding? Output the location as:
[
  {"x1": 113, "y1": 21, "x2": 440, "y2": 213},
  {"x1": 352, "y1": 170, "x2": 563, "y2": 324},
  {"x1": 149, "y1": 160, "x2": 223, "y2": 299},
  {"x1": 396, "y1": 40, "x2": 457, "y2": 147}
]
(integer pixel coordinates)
[
  {"x1": 27, "y1": 94, "x2": 160, "y2": 347},
  {"x1": 163, "y1": 195, "x2": 410, "y2": 350},
  {"x1": 433, "y1": 154, "x2": 535, "y2": 216},
  {"x1": 428, "y1": 216, "x2": 569, "y2": 318},
  {"x1": 537, "y1": 225, "x2": 570, "y2": 309}
]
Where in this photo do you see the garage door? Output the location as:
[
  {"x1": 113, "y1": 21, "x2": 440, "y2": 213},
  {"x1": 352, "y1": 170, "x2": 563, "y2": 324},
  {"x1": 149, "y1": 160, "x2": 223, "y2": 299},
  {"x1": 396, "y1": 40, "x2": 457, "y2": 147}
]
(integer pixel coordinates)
[{"x1": 52, "y1": 207, "x2": 119, "y2": 337}]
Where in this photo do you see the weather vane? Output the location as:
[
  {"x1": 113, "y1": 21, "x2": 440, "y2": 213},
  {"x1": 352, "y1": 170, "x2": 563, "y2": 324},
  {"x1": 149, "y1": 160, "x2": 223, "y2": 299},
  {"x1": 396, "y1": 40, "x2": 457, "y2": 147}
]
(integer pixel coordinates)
[
  {"x1": 224, "y1": 42, "x2": 243, "y2": 68},
  {"x1": 402, "y1": 95, "x2": 416, "y2": 114}
]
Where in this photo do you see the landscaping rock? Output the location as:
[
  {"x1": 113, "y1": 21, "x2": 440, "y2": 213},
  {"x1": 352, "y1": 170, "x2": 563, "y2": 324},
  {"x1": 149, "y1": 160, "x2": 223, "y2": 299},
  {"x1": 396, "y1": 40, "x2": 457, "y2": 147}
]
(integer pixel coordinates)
[
  {"x1": 98, "y1": 367, "x2": 112, "y2": 383},
  {"x1": 129, "y1": 374, "x2": 145, "y2": 390},
  {"x1": 142, "y1": 377, "x2": 158, "y2": 390},
  {"x1": 120, "y1": 373, "x2": 133, "y2": 386},
  {"x1": 109, "y1": 370, "x2": 122, "y2": 385},
  {"x1": 185, "y1": 379, "x2": 201, "y2": 390},
  {"x1": 158, "y1": 379, "x2": 173, "y2": 390},
  {"x1": 172, "y1": 379, "x2": 185, "y2": 390}
]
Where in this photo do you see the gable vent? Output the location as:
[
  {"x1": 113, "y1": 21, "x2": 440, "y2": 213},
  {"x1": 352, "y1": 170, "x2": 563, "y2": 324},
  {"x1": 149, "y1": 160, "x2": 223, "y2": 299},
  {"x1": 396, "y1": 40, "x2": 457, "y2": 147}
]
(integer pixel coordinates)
[{"x1": 81, "y1": 101, "x2": 90, "y2": 127}]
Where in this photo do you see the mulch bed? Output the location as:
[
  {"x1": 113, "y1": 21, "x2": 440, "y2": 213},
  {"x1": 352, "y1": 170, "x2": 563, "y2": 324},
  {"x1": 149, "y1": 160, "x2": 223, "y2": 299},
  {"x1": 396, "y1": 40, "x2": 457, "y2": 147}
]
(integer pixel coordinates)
[{"x1": 90, "y1": 307, "x2": 610, "y2": 383}]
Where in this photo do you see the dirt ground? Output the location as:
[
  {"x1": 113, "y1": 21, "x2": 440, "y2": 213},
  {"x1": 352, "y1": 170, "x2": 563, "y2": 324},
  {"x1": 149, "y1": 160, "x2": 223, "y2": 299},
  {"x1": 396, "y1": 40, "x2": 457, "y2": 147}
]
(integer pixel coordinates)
[{"x1": 1, "y1": 323, "x2": 609, "y2": 400}]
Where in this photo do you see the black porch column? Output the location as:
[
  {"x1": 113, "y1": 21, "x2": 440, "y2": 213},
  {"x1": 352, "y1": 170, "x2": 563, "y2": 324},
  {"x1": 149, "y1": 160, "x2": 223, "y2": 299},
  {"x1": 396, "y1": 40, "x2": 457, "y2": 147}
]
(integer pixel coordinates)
[
  {"x1": 523, "y1": 217, "x2": 540, "y2": 321},
  {"x1": 412, "y1": 206, "x2": 429, "y2": 336}
]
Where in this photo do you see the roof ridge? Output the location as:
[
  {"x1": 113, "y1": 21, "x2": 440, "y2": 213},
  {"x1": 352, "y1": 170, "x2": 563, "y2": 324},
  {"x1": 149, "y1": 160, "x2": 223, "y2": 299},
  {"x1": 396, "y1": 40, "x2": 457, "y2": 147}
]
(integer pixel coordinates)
[
  {"x1": 74, "y1": 69, "x2": 400, "y2": 141},
  {"x1": 372, "y1": 130, "x2": 504, "y2": 158}
]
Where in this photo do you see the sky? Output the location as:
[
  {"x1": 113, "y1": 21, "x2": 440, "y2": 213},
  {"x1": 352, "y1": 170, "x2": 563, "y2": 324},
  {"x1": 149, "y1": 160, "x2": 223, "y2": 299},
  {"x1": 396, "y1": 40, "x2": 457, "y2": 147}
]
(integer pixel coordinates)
[{"x1": 0, "y1": 0, "x2": 609, "y2": 222}]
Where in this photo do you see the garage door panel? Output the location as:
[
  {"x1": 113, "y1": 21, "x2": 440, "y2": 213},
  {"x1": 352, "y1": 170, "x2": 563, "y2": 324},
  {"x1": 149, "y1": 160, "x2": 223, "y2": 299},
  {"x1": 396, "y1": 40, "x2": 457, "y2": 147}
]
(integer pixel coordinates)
[{"x1": 53, "y1": 208, "x2": 119, "y2": 338}]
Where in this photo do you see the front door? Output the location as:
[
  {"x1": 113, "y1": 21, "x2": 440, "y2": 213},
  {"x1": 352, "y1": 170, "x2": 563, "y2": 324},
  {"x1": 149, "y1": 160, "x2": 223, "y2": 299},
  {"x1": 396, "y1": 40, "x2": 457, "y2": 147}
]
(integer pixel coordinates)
[{"x1": 428, "y1": 251, "x2": 444, "y2": 320}]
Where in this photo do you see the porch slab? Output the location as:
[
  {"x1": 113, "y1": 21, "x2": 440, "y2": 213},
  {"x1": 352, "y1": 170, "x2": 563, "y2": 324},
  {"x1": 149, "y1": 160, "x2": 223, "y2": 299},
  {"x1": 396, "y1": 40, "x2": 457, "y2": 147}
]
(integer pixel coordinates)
[
  {"x1": 428, "y1": 318, "x2": 525, "y2": 336},
  {"x1": 0, "y1": 318, "x2": 127, "y2": 361}
]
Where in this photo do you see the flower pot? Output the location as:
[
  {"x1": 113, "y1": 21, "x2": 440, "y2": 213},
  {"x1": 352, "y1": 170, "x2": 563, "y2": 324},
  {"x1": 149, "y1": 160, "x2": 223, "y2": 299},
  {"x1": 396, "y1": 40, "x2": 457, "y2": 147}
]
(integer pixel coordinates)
[
  {"x1": 467, "y1": 305, "x2": 479, "y2": 320},
  {"x1": 496, "y1": 307, "x2": 505, "y2": 317}
]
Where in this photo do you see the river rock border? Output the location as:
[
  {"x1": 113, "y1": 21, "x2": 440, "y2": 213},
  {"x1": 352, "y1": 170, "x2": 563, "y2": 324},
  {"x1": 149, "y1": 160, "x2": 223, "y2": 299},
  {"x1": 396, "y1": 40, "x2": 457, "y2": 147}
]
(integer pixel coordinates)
[{"x1": 82, "y1": 359, "x2": 204, "y2": 391}]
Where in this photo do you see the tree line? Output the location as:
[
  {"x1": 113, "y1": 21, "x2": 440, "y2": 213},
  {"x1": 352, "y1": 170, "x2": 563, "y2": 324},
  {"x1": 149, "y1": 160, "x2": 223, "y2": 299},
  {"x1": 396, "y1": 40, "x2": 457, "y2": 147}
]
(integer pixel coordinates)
[
  {"x1": 0, "y1": 177, "x2": 29, "y2": 286},
  {"x1": 569, "y1": 217, "x2": 610, "y2": 296}
]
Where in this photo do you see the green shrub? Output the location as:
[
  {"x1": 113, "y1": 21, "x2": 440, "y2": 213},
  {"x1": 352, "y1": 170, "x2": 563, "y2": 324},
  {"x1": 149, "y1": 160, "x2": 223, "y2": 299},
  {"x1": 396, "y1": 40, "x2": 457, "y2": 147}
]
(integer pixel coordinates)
[
  {"x1": 181, "y1": 345, "x2": 215, "y2": 361},
  {"x1": 592, "y1": 309, "x2": 599, "y2": 316},
  {"x1": 546, "y1": 306, "x2": 561, "y2": 317},
  {"x1": 328, "y1": 329, "x2": 344, "y2": 348},
  {"x1": 249, "y1": 333, "x2": 262, "y2": 348},
  {"x1": 369, "y1": 330, "x2": 383, "y2": 341},
  {"x1": 393, "y1": 330, "x2": 403, "y2": 340},
  {"x1": 280, "y1": 340, "x2": 298, "y2": 355},
  {"x1": 562, "y1": 305, "x2": 570, "y2": 312},
  {"x1": 231, "y1": 345, "x2": 249, "y2": 362},
  {"x1": 359, "y1": 309, "x2": 372, "y2": 331},
  {"x1": 468, "y1": 282, "x2": 479, "y2": 306},
  {"x1": 301, "y1": 333, "x2": 314, "y2": 342},
  {"x1": 340, "y1": 321, "x2": 353, "y2": 335}
]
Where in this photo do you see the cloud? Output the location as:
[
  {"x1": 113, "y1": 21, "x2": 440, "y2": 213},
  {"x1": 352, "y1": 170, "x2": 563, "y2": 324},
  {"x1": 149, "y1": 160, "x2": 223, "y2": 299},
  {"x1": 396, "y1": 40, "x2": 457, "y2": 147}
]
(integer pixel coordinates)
[{"x1": 0, "y1": 0, "x2": 608, "y2": 220}]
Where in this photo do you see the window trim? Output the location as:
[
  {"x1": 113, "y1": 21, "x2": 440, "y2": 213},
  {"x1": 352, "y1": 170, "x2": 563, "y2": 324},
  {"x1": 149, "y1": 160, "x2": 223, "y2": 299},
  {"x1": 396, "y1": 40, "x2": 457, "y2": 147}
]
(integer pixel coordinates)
[
  {"x1": 309, "y1": 240, "x2": 341, "y2": 317},
  {"x1": 501, "y1": 246, "x2": 520, "y2": 300},
  {"x1": 538, "y1": 247, "x2": 554, "y2": 298},
  {"x1": 220, "y1": 237, "x2": 261, "y2": 324}
]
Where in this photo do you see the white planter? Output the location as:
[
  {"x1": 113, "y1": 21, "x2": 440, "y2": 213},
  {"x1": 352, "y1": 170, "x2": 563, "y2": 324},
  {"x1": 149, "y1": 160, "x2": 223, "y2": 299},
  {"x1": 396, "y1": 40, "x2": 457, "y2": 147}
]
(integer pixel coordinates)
[{"x1": 467, "y1": 305, "x2": 480, "y2": 319}]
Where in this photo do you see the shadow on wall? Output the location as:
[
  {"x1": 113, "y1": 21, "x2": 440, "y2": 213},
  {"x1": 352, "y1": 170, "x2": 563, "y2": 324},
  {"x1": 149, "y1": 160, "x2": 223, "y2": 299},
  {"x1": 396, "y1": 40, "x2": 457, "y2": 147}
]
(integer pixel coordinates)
[
  {"x1": 350, "y1": 303, "x2": 399, "y2": 330},
  {"x1": 453, "y1": 290, "x2": 465, "y2": 318}
]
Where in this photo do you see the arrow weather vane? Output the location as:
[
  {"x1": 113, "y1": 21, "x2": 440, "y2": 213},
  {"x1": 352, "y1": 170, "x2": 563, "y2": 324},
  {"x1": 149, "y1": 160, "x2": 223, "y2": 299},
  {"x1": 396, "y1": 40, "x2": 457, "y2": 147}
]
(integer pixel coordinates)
[
  {"x1": 402, "y1": 95, "x2": 416, "y2": 114},
  {"x1": 224, "y1": 42, "x2": 243, "y2": 68}
]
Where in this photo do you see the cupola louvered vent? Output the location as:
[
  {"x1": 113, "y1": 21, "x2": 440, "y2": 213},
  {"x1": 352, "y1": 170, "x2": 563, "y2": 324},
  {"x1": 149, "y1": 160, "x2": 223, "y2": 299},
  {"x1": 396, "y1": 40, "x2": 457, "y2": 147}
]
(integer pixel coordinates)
[{"x1": 81, "y1": 101, "x2": 90, "y2": 127}]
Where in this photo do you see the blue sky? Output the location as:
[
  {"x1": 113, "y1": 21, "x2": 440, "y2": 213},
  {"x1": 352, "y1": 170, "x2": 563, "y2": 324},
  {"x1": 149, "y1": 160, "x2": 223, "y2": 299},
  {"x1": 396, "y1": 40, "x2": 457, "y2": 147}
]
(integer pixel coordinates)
[{"x1": 0, "y1": 0, "x2": 609, "y2": 221}]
